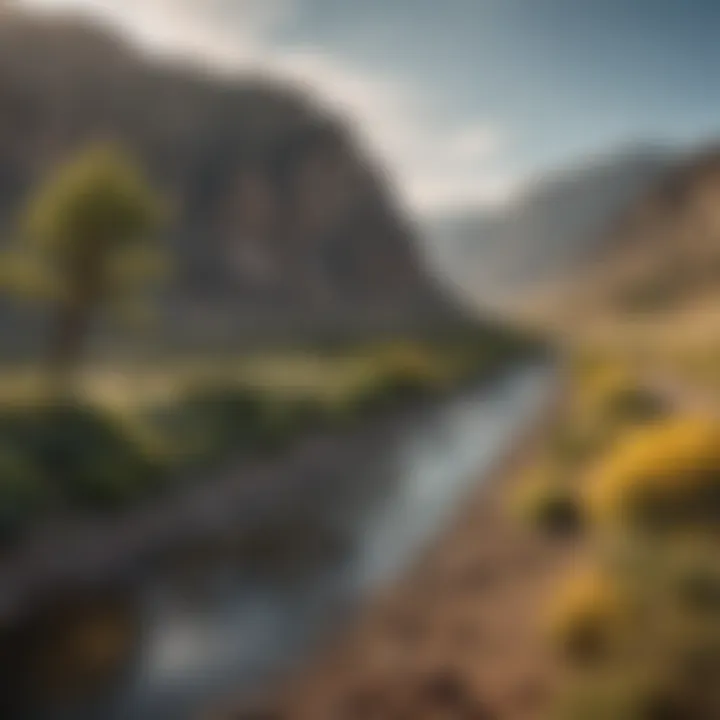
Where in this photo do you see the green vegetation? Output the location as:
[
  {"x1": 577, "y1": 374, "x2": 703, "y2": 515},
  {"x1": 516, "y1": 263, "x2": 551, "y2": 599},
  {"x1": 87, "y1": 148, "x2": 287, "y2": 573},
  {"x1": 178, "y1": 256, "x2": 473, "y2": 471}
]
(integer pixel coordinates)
[
  {"x1": 2, "y1": 143, "x2": 164, "y2": 387},
  {"x1": 532, "y1": 346, "x2": 720, "y2": 719},
  {"x1": 0, "y1": 141, "x2": 538, "y2": 546},
  {"x1": 512, "y1": 475, "x2": 582, "y2": 536},
  {"x1": 547, "y1": 567, "x2": 629, "y2": 664},
  {"x1": 586, "y1": 418, "x2": 720, "y2": 532},
  {"x1": 513, "y1": 354, "x2": 666, "y2": 539},
  {"x1": 0, "y1": 336, "x2": 527, "y2": 543},
  {"x1": 550, "y1": 670, "x2": 681, "y2": 720}
]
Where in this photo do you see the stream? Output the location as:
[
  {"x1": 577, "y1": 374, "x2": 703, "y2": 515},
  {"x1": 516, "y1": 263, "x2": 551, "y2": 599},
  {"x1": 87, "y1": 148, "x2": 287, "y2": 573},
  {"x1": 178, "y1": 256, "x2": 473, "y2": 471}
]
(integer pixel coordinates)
[{"x1": 25, "y1": 363, "x2": 555, "y2": 720}]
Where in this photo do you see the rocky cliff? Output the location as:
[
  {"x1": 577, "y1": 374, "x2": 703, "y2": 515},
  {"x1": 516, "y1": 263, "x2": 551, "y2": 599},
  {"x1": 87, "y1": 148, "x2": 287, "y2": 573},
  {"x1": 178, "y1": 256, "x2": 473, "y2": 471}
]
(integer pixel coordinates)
[{"x1": 0, "y1": 10, "x2": 463, "y2": 349}]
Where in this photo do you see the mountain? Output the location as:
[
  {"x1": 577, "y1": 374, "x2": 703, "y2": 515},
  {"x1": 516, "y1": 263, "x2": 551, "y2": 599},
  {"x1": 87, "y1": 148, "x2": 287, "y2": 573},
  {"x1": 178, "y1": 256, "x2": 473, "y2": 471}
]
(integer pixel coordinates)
[
  {"x1": 426, "y1": 147, "x2": 674, "y2": 307},
  {"x1": 573, "y1": 147, "x2": 720, "y2": 314},
  {"x1": 0, "y1": 10, "x2": 467, "y2": 351}
]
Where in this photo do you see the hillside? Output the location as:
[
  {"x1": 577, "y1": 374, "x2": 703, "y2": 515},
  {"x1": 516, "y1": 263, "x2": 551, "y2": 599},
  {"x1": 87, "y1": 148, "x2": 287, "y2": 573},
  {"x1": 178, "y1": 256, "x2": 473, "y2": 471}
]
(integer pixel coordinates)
[
  {"x1": 576, "y1": 147, "x2": 720, "y2": 315},
  {"x1": 0, "y1": 10, "x2": 467, "y2": 351},
  {"x1": 427, "y1": 147, "x2": 673, "y2": 306}
]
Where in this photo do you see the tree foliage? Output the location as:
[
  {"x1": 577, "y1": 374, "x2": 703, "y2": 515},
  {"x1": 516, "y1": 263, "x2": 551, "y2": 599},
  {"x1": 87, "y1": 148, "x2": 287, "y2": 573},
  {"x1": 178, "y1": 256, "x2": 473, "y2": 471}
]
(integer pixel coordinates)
[{"x1": 9, "y1": 143, "x2": 165, "y2": 382}]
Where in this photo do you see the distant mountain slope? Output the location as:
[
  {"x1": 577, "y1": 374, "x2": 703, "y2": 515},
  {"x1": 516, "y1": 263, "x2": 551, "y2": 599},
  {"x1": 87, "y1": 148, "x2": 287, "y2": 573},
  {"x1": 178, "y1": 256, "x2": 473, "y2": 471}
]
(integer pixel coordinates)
[
  {"x1": 574, "y1": 147, "x2": 720, "y2": 314},
  {"x1": 427, "y1": 147, "x2": 674, "y2": 305},
  {"x1": 0, "y1": 10, "x2": 468, "y2": 350}
]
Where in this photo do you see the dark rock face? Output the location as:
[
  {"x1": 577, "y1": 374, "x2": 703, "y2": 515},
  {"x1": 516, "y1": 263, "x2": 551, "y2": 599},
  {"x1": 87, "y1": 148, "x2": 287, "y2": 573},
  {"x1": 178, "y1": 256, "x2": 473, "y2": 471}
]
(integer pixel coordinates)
[{"x1": 0, "y1": 11, "x2": 460, "y2": 348}]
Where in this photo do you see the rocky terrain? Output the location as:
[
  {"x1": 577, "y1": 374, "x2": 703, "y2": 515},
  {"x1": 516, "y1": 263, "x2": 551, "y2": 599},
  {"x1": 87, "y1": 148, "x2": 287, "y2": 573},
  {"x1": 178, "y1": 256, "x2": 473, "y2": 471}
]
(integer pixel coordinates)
[{"x1": 0, "y1": 9, "x2": 465, "y2": 352}]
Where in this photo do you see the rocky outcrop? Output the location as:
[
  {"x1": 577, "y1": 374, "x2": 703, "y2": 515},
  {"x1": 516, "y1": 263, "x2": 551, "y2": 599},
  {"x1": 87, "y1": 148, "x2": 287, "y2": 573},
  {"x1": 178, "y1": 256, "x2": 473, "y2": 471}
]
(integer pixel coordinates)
[{"x1": 0, "y1": 10, "x2": 462, "y2": 349}]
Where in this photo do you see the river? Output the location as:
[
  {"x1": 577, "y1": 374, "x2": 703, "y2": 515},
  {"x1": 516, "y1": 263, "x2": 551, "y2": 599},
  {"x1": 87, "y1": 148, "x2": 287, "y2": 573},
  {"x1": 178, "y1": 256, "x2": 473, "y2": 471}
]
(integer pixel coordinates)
[{"x1": 32, "y1": 363, "x2": 555, "y2": 720}]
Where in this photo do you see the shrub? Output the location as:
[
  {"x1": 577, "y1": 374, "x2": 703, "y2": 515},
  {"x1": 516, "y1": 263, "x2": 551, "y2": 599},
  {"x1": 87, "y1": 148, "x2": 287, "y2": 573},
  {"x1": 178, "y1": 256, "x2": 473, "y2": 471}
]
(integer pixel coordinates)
[
  {"x1": 163, "y1": 383, "x2": 270, "y2": 462},
  {"x1": 552, "y1": 425, "x2": 611, "y2": 468},
  {"x1": 572, "y1": 363, "x2": 667, "y2": 462},
  {"x1": 262, "y1": 394, "x2": 339, "y2": 448},
  {"x1": 0, "y1": 442, "x2": 48, "y2": 541},
  {"x1": 665, "y1": 542, "x2": 720, "y2": 616},
  {"x1": 586, "y1": 417, "x2": 720, "y2": 531},
  {"x1": 551, "y1": 670, "x2": 684, "y2": 720},
  {"x1": 375, "y1": 343, "x2": 447, "y2": 395},
  {"x1": 605, "y1": 386, "x2": 669, "y2": 426},
  {"x1": 512, "y1": 475, "x2": 583, "y2": 537},
  {"x1": 347, "y1": 346, "x2": 447, "y2": 417},
  {"x1": 0, "y1": 401, "x2": 163, "y2": 512},
  {"x1": 547, "y1": 568, "x2": 628, "y2": 664},
  {"x1": 575, "y1": 362, "x2": 633, "y2": 415},
  {"x1": 670, "y1": 624, "x2": 720, "y2": 707}
]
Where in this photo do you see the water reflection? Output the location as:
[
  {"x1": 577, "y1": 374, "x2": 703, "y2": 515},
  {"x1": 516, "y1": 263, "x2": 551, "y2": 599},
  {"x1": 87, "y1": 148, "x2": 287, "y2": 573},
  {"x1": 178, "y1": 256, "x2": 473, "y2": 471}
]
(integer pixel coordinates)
[{"x1": 27, "y1": 364, "x2": 553, "y2": 720}]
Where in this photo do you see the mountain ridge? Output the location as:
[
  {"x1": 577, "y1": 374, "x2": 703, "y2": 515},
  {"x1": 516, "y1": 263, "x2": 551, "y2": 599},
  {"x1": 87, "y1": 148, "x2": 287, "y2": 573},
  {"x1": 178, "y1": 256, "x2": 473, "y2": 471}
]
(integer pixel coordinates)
[
  {"x1": 427, "y1": 145, "x2": 676, "y2": 306},
  {"x1": 0, "y1": 8, "x2": 470, "y2": 351}
]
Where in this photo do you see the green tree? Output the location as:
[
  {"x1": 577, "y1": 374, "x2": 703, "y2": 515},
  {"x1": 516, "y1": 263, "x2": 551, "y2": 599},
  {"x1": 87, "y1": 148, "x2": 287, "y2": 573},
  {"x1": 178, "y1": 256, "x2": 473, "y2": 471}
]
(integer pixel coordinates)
[{"x1": 14, "y1": 143, "x2": 164, "y2": 386}]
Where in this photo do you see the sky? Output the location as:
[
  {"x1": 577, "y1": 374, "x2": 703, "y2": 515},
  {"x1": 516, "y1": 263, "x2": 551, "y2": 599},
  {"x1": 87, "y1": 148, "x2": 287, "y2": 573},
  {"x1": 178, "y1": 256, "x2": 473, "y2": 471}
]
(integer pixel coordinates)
[{"x1": 14, "y1": 0, "x2": 720, "y2": 216}]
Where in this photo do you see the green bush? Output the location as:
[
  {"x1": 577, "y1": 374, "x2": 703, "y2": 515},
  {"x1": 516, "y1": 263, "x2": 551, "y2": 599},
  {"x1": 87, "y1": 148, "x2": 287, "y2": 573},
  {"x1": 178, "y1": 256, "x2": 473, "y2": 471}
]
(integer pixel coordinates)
[
  {"x1": 0, "y1": 402, "x2": 163, "y2": 512},
  {"x1": 514, "y1": 477, "x2": 583, "y2": 537},
  {"x1": 264, "y1": 395, "x2": 340, "y2": 446},
  {"x1": 160, "y1": 383, "x2": 270, "y2": 463},
  {"x1": 0, "y1": 338, "x2": 524, "y2": 532},
  {"x1": 0, "y1": 442, "x2": 48, "y2": 541},
  {"x1": 667, "y1": 546, "x2": 720, "y2": 616},
  {"x1": 347, "y1": 360, "x2": 443, "y2": 418},
  {"x1": 551, "y1": 671, "x2": 684, "y2": 720},
  {"x1": 604, "y1": 386, "x2": 669, "y2": 427}
]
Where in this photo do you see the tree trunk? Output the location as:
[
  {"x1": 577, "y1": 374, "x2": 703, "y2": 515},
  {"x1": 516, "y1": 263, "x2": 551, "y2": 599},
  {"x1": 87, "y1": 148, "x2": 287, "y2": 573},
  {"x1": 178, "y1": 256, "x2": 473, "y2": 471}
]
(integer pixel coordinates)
[
  {"x1": 47, "y1": 293, "x2": 94, "y2": 394},
  {"x1": 46, "y1": 244, "x2": 106, "y2": 395}
]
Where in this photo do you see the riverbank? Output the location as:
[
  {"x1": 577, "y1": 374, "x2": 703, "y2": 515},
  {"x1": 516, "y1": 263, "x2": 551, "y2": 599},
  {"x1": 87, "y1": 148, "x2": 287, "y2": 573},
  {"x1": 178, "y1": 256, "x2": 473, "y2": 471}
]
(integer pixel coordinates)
[
  {"x1": 0, "y1": 340, "x2": 526, "y2": 626},
  {"x1": 212, "y1": 381, "x2": 574, "y2": 720},
  {"x1": 0, "y1": 363, "x2": 554, "y2": 719}
]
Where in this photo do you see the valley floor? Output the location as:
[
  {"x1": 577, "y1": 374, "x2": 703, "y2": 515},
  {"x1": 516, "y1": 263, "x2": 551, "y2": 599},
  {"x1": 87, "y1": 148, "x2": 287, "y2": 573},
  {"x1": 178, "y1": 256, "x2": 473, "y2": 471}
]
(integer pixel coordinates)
[{"x1": 213, "y1": 407, "x2": 579, "y2": 720}]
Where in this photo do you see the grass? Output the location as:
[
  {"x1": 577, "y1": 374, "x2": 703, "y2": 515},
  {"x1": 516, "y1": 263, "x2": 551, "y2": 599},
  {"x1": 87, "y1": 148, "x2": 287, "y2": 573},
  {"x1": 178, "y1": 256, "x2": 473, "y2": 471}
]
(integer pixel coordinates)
[
  {"x1": 511, "y1": 350, "x2": 667, "y2": 540},
  {"x1": 514, "y1": 272, "x2": 720, "y2": 718},
  {"x1": 550, "y1": 669, "x2": 682, "y2": 720},
  {"x1": 528, "y1": 332, "x2": 720, "y2": 718},
  {"x1": 0, "y1": 336, "x2": 530, "y2": 542}
]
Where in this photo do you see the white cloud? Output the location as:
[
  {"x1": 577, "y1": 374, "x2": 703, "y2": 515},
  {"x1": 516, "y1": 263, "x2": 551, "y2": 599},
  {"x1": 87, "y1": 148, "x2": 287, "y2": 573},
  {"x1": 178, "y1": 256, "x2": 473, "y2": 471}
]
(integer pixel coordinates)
[
  {"x1": 19, "y1": 0, "x2": 519, "y2": 215},
  {"x1": 448, "y1": 126, "x2": 504, "y2": 161}
]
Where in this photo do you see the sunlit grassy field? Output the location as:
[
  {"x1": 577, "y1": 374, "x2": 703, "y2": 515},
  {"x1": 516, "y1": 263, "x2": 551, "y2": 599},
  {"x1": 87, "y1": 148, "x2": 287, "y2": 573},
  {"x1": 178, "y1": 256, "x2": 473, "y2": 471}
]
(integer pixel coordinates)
[
  {"x1": 0, "y1": 336, "x2": 528, "y2": 539},
  {"x1": 0, "y1": 340, "x2": 504, "y2": 410},
  {"x1": 0, "y1": 353, "x2": 376, "y2": 410},
  {"x1": 516, "y1": 297, "x2": 720, "y2": 718}
]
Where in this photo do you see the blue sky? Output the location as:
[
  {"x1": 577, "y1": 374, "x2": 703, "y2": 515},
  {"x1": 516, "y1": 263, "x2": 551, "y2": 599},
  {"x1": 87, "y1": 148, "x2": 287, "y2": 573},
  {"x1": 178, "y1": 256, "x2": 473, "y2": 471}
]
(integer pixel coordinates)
[{"x1": 17, "y1": 0, "x2": 720, "y2": 214}]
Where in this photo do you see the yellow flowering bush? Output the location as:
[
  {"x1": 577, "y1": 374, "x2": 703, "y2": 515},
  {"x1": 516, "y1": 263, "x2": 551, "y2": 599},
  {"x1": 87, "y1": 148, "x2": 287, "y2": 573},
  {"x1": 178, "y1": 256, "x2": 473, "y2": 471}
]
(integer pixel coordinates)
[
  {"x1": 547, "y1": 567, "x2": 628, "y2": 663},
  {"x1": 586, "y1": 417, "x2": 720, "y2": 530}
]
